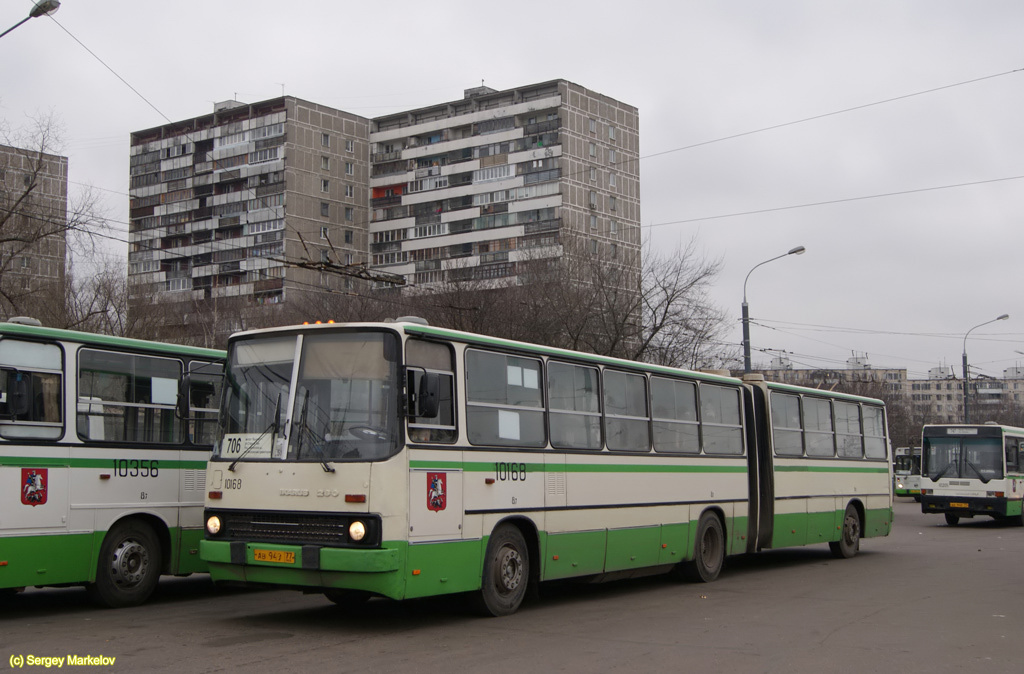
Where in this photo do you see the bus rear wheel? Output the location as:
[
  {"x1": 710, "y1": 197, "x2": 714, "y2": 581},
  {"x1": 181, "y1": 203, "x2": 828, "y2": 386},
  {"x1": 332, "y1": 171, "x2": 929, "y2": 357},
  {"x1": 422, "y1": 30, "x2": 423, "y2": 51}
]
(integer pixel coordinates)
[
  {"x1": 87, "y1": 521, "x2": 161, "y2": 608},
  {"x1": 681, "y1": 513, "x2": 725, "y2": 583},
  {"x1": 830, "y1": 504, "x2": 861, "y2": 559},
  {"x1": 474, "y1": 525, "x2": 529, "y2": 617},
  {"x1": 944, "y1": 513, "x2": 960, "y2": 526}
]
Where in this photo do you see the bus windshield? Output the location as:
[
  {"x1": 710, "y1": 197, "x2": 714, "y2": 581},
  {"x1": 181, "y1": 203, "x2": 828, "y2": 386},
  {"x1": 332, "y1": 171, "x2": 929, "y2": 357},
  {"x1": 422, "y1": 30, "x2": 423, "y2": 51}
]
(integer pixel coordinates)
[
  {"x1": 923, "y1": 436, "x2": 1003, "y2": 483},
  {"x1": 217, "y1": 330, "x2": 400, "y2": 463}
]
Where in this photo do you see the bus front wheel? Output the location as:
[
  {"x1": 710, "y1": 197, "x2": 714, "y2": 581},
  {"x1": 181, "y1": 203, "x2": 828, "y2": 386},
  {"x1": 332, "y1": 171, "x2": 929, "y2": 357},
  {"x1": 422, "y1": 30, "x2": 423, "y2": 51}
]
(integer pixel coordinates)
[
  {"x1": 87, "y1": 521, "x2": 161, "y2": 608},
  {"x1": 323, "y1": 589, "x2": 372, "y2": 608},
  {"x1": 474, "y1": 525, "x2": 529, "y2": 617},
  {"x1": 681, "y1": 513, "x2": 725, "y2": 583},
  {"x1": 830, "y1": 504, "x2": 861, "y2": 559}
]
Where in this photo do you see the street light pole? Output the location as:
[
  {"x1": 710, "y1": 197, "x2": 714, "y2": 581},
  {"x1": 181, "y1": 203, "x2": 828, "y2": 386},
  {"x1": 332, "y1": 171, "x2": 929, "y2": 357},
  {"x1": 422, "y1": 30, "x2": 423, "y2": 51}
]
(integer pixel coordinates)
[
  {"x1": 962, "y1": 313, "x2": 1009, "y2": 424},
  {"x1": 0, "y1": 0, "x2": 60, "y2": 40},
  {"x1": 742, "y1": 245, "x2": 805, "y2": 373}
]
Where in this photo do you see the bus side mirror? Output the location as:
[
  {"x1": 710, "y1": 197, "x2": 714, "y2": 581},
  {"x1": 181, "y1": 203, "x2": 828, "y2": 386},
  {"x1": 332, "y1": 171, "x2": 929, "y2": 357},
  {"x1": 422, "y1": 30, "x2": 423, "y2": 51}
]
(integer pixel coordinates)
[
  {"x1": 417, "y1": 372, "x2": 440, "y2": 418},
  {"x1": 3, "y1": 370, "x2": 31, "y2": 418},
  {"x1": 177, "y1": 374, "x2": 192, "y2": 420}
]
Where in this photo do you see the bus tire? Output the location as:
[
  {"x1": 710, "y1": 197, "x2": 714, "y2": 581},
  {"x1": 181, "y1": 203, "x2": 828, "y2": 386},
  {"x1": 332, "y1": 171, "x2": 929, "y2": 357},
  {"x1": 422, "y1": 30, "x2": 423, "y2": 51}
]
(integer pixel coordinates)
[
  {"x1": 830, "y1": 504, "x2": 861, "y2": 559},
  {"x1": 87, "y1": 521, "x2": 161, "y2": 608},
  {"x1": 682, "y1": 513, "x2": 725, "y2": 583},
  {"x1": 474, "y1": 525, "x2": 529, "y2": 617},
  {"x1": 944, "y1": 513, "x2": 960, "y2": 526},
  {"x1": 323, "y1": 589, "x2": 372, "y2": 608}
]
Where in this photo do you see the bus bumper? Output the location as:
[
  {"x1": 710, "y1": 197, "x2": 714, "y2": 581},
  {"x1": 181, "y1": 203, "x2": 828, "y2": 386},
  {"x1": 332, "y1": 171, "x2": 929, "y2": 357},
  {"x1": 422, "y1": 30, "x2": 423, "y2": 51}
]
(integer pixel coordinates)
[
  {"x1": 920, "y1": 495, "x2": 1020, "y2": 519},
  {"x1": 200, "y1": 539, "x2": 404, "y2": 598}
]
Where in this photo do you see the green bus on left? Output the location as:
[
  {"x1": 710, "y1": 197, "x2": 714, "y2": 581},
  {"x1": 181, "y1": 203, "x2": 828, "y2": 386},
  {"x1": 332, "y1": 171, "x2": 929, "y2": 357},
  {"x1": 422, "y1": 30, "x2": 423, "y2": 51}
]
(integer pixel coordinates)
[{"x1": 0, "y1": 319, "x2": 224, "y2": 607}]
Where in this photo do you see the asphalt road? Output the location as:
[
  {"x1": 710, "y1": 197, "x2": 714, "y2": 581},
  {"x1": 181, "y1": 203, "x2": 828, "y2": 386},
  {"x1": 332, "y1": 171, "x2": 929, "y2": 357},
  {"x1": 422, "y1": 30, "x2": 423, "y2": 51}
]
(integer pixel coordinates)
[{"x1": 2, "y1": 499, "x2": 1020, "y2": 673}]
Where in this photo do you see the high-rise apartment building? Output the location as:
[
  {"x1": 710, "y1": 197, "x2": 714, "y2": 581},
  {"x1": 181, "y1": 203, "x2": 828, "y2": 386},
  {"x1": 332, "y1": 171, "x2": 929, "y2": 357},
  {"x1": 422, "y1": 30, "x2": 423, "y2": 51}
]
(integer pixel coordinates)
[
  {"x1": 369, "y1": 80, "x2": 640, "y2": 289},
  {"x1": 128, "y1": 97, "x2": 369, "y2": 341},
  {"x1": 127, "y1": 81, "x2": 639, "y2": 342},
  {"x1": 0, "y1": 143, "x2": 67, "y2": 320}
]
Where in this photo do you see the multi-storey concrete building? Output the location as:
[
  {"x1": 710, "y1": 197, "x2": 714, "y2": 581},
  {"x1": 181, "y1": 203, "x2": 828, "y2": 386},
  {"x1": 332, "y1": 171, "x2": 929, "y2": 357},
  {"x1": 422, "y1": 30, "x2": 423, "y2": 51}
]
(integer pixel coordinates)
[
  {"x1": 128, "y1": 81, "x2": 639, "y2": 343},
  {"x1": 0, "y1": 143, "x2": 67, "y2": 320},
  {"x1": 128, "y1": 97, "x2": 369, "y2": 342},
  {"x1": 368, "y1": 80, "x2": 640, "y2": 289}
]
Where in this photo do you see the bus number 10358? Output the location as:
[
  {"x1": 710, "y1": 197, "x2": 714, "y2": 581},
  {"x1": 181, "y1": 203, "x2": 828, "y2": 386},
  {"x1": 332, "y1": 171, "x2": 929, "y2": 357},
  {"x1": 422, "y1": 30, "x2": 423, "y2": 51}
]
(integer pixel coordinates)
[{"x1": 494, "y1": 462, "x2": 527, "y2": 481}]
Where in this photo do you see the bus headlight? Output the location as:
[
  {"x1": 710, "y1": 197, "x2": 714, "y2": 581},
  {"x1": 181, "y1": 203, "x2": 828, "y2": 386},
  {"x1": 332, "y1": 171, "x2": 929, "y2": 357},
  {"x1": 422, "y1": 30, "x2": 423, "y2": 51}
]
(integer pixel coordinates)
[
  {"x1": 349, "y1": 520, "x2": 366, "y2": 541},
  {"x1": 206, "y1": 515, "x2": 222, "y2": 535}
]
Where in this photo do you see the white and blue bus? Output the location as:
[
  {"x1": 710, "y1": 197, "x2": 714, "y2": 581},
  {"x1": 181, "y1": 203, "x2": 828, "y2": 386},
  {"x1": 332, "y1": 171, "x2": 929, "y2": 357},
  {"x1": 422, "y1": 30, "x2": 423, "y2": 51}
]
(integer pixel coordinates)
[
  {"x1": 1, "y1": 320, "x2": 224, "y2": 606},
  {"x1": 201, "y1": 320, "x2": 892, "y2": 615}
]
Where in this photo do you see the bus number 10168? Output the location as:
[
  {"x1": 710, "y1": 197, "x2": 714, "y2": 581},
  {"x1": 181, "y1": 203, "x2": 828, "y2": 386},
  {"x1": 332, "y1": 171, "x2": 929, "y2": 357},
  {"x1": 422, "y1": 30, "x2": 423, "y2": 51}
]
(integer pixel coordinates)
[{"x1": 494, "y1": 462, "x2": 527, "y2": 481}]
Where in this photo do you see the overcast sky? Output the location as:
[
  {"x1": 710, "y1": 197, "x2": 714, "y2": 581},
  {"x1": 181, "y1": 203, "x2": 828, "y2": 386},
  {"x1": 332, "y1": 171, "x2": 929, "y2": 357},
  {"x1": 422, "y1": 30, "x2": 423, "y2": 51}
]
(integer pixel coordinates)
[{"x1": 3, "y1": 0, "x2": 1023, "y2": 379}]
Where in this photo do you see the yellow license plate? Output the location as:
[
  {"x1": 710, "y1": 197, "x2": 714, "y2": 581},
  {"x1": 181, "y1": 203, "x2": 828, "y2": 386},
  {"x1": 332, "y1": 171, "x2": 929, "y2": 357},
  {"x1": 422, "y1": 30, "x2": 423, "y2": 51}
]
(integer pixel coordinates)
[
  {"x1": 253, "y1": 549, "x2": 295, "y2": 564},
  {"x1": 949, "y1": 502, "x2": 969, "y2": 508}
]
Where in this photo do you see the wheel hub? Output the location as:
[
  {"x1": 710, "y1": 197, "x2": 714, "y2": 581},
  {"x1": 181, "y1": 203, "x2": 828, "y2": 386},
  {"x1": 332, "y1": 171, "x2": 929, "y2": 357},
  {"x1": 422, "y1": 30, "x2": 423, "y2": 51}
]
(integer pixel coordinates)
[
  {"x1": 497, "y1": 546, "x2": 523, "y2": 592},
  {"x1": 110, "y1": 539, "x2": 150, "y2": 588}
]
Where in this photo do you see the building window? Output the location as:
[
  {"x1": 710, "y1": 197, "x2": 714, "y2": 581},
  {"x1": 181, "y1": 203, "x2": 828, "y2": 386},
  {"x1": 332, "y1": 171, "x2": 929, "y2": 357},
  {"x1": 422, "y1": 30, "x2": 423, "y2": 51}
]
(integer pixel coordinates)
[
  {"x1": 609, "y1": 149, "x2": 617, "y2": 164},
  {"x1": 609, "y1": 127, "x2": 617, "y2": 142},
  {"x1": 609, "y1": 173, "x2": 617, "y2": 189},
  {"x1": 345, "y1": 184, "x2": 354, "y2": 198},
  {"x1": 590, "y1": 239, "x2": 598, "y2": 254},
  {"x1": 321, "y1": 202, "x2": 330, "y2": 217},
  {"x1": 344, "y1": 229, "x2": 353, "y2": 244},
  {"x1": 345, "y1": 139, "x2": 355, "y2": 153},
  {"x1": 345, "y1": 162, "x2": 354, "y2": 175},
  {"x1": 321, "y1": 133, "x2": 330, "y2": 148},
  {"x1": 590, "y1": 215, "x2": 598, "y2": 230},
  {"x1": 588, "y1": 142, "x2": 597, "y2": 158},
  {"x1": 589, "y1": 118, "x2": 597, "y2": 134},
  {"x1": 610, "y1": 219, "x2": 618, "y2": 234},
  {"x1": 590, "y1": 167, "x2": 597, "y2": 182},
  {"x1": 320, "y1": 226, "x2": 329, "y2": 239},
  {"x1": 611, "y1": 243, "x2": 618, "y2": 258},
  {"x1": 589, "y1": 191, "x2": 597, "y2": 209},
  {"x1": 321, "y1": 179, "x2": 330, "y2": 192},
  {"x1": 345, "y1": 207, "x2": 354, "y2": 221},
  {"x1": 609, "y1": 196, "x2": 617, "y2": 211},
  {"x1": 321, "y1": 156, "x2": 330, "y2": 171}
]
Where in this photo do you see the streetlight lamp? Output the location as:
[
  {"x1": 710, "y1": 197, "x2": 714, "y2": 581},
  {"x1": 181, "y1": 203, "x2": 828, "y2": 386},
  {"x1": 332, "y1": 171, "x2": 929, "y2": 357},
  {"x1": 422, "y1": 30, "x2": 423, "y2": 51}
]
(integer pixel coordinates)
[
  {"x1": 0, "y1": 1, "x2": 60, "y2": 40},
  {"x1": 962, "y1": 313, "x2": 1009, "y2": 424},
  {"x1": 742, "y1": 245, "x2": 806, "y2": 373}
]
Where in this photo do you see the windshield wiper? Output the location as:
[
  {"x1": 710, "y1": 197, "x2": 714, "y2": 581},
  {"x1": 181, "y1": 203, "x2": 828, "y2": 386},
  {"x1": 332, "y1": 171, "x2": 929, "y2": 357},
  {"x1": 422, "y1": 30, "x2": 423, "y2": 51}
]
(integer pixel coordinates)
[
  {"x1": 930, "y1": 461, "x2": 956, "y2": 481},
  {"x1": 229, "y1": 393, "x2": 281, "y2": 472},
  {"x1": 295, "y1": 390, "x2": 334, "y2": 473},
  {"x1": 965, "y1": 460, "x2": 991, "y2": 484}
]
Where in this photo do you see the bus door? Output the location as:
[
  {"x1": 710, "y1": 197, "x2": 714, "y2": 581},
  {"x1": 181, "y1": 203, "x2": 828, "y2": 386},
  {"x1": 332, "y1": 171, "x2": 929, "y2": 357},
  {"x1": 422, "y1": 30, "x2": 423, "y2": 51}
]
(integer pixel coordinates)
[{"x1": 744, "y1": 383, "x2": 774, "y2": 552}]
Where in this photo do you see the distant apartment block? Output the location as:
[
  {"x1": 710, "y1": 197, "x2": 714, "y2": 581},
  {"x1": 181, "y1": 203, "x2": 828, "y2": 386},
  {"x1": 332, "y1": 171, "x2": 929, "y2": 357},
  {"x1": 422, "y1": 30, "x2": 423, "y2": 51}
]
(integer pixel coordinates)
[
  {"x1": 369, "y1": 80, "x2": 640, "y2": 288},
  {"x1": 127, "y1": 97, "x2": 369, "y2": 338},
  {"x1": 0, "y1": 143, "x2": 68, "y2": 320}
]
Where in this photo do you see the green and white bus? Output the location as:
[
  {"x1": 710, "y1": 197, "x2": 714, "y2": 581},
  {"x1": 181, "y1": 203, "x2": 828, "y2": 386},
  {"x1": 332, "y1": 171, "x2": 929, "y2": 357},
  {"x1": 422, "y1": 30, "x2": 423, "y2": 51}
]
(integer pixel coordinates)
[
  {"x1": 893, "y1": 446, "x2": 921, "y2": 499},
  {"x1": 201, "y1": 320, "x2": 892, "y2": 616},
  {"x1": 1, "y1": 320, "x2": 224, "y2": 606},
  {"x1": 920, "y1": 424, "x2": 1024, "y2": 526}
]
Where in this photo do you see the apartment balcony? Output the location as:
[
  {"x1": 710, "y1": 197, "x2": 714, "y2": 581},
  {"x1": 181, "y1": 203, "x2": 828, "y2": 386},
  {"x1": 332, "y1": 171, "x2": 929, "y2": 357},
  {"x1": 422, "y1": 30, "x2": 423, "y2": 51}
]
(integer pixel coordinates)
[
  {"x1": 522, "y1": 118, "x2": 560, "y2": 135},
  {"x1": 372, "y1": 195, "x2": 402, "y2": 208},
  {"x1": 372, "y1": 150, "x2": 403, "y2": 163}
]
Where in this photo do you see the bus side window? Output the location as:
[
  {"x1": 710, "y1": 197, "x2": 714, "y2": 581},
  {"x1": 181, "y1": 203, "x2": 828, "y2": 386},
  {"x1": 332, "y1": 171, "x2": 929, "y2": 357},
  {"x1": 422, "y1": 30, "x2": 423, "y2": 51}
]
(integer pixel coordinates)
[
  {"x1": 1007, "y1": 439, "x2": 1020, "y2": 472},
  {"x1": 406, "y1": 339, "x2": 456, "y2": 443}
]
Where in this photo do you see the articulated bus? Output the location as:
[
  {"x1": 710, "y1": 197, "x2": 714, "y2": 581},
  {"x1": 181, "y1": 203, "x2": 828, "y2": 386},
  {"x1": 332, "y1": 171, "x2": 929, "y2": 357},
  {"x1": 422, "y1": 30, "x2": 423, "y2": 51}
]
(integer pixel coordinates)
[
  {"x1": 893, "y1": 446, "x2": 921, "y2": 499},
  {"x1": 920, "y1": 424, "x2": 1024, "y2": 526},
  {"x1": 200, "y1": 320, "x2": 892, "y2": 616},
  {"x1": 0, "y1": 320, "x2": 224, "y2": 606}
]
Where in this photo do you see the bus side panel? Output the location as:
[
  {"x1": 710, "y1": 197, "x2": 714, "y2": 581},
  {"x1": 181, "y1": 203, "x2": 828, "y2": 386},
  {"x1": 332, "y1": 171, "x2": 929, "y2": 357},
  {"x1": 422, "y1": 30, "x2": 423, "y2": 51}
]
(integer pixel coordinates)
[
  {"x1": 0, "y1": 532, "x2": 94, "y2": 588},
  {"x1": 542, "y1": 529, "x2": 607, "y2": 579},
  {"x1": 404, "y1": 539, "x2": 484, "y2": 598}
]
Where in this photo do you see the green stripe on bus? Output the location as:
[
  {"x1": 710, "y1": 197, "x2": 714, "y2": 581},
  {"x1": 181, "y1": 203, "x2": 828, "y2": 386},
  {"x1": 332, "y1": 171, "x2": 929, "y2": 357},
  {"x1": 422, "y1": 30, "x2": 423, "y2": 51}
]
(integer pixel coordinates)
[
  {"x1": 0, "y1": 456, "x2": 207, "y2": 470},
  {"x1": 410, "y1": 460, "x2": 747, "y2": 474}
]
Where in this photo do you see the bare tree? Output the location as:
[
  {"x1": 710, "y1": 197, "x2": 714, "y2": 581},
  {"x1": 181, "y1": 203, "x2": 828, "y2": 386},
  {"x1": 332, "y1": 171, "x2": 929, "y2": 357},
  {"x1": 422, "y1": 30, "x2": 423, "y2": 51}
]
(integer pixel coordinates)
[{"x1": 1, "y1": 112, "x2": 110, "y2": 324}]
